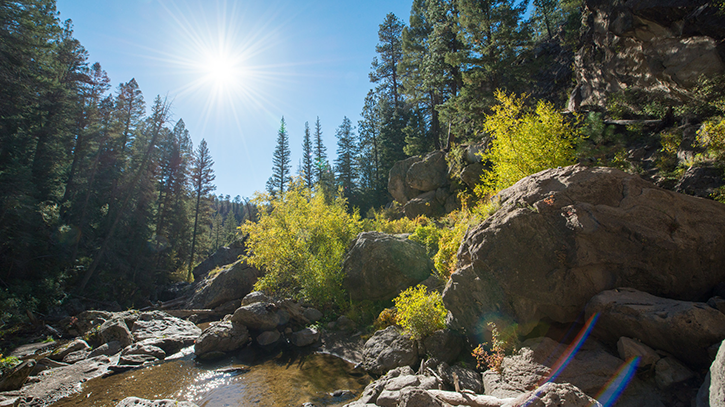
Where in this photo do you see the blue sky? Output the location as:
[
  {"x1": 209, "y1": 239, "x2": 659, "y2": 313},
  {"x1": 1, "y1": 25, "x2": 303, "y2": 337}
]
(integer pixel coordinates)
[{"x1": 56, "y1": 0, "x2": 412, "y2": 199}]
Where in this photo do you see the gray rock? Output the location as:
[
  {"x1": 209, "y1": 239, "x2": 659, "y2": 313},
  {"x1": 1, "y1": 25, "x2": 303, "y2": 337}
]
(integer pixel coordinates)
[
  {"x1": 194, "y1": 321, "x2": 249, "y2": 356},
  {"x1": 570, "y1": 0, "x2": 725, "y2": 111},
  {"x1": 654, "y1": 356, "x2": 695, "y2": 389},
  {"x1": 100, "y1": 317, "x2": 134, "y2": 347},
  {"x1": 290, "y1": 327, "x2": 320, "y2": 347},
  {"x1": 444, "y1": 165, "x2": 725, "y2": 338},
  {"x1": 586, "y1": 288, "x2": 725, "y2": 367},
  {"x1": 256, "y1": 330, "x2": 281, "y2": 346},
  {"x1": 230, "y1": 302, "x2": 280, "y2": 331},
  {"x1": 187, "y1": 260, "x2": 261, "y2": 309},
  {"x1": 422, "y1": 329, "x2": 462, "y2": 365},
  {"x1": 696, "y1": 372, "x2": 710, "y2": 407},
  {"x1": 303, "y1": 307, "x2": 323, "y2": 322},
  {"x1": 131, "y1": 311, "x2": 202, "y2": 352},
  {"x1": 460, "y1": 162, "x2": 485, "y2": 189},
  {"x1": 464, "y1": 142, "x2": 486, "y2": 164},
  {"x1": 116, "y1": 397, "x2": 198, "y2": 407},
  {"x1": 502, "y1": 382, "x2": 601, "y2": 407},
  {"x1": 403, "y1": 191, "x2": 444, "y2": 219},
  {"x1": 406, "y1": 151, "x2": 448, "y2": 193},
  {"x1": 9, "y1": 341, "x2": 56, "y2": 360},
  {"x1": 617, "y1": 337, "x2": 660, "y2": 369},
  {"x1": 62, "y1": 349, "x2": 89, "y2": 364},
  {"x1": 362, "y1": 326, "x2": 419, "y2": 376},
  {"x1": 711, "y1": 340, "x2": 725, "y2": 407},
  {"x1": 398, "y1": 388, "x2": 443, "y2": 407},
  {"x1": 89, "y1": 341, "x2": 123, "y2": 358},
  {"x1": 241, "y1": 291, "x2": 270, "y2": 306},
  {"x1": 49, "y1": 338, "x2": 90, "y2": 361},
  {"x1": 709, "y1": 296, "x2": 725, "y2": 314},
  {"x1": 191, "y1": 239, "x2": 247, "y2": 280},
  {"x1": 436, "y1": 363, "x2": 483, "y2": 394},
  {"x1": 674, "y1": 163, "x2": 725, "y2": 198},
  {"x1": 122, "y1": 343, "x2": 167, "y2": 360},
  {"x1": 21, "y1": 356, "x2": 117, "y2": 405},
  {"x1": 389, "y1": 156, "x2": 423, "y2": 204},
  {"x1": 119, "y1": 354, "x2": 158, "y2": 365},
  {"x1": 0, "y1": 360, "x2": 35, "y2": 391},
  {"x1": 336, "y1": 315, "x2": 356, "y2": 332},
  {"x1": 343, "y1": 232, "x2": 433, "y2": 302}
]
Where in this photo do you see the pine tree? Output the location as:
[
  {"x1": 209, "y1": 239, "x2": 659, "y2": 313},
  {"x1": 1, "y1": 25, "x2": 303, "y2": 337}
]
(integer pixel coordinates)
[
  {"x1": 335, "y1": 116, "x2": 358, "y2": 199},
  {"x1": 268, "y1": 117, "x2": 291, "y2": 196},
  {"x1": 370, "y1": 13, "x2": 405, "y2": 111},
  {"x1": 188, "y1": 138, "x2": 216, "y2": 278},
  {"x1": 301, "y1": 121, "x2": 313, "y2": 188},
  {"x1": 313, "y1": 116, "x2": 327, "y2": 185}
]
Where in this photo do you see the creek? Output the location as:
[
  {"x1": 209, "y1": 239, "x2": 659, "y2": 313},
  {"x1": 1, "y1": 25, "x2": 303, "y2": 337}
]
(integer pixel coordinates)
[{"x1": 51, "y1": 346, "x2": 371, "y2": 407}]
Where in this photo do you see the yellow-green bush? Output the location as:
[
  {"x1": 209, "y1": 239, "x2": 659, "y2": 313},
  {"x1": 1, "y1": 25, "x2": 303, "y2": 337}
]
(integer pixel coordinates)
[
  {"x1": 432, "y1": 223, "x2": 468, "y2": 279},
  {"x1": 477, "y1": 90, "x2": 581, "y2": 196},
  {"x1": 241, "y1": 179, "x2": 362, "y2": 310},
  {"x1": 374, "y1": 307, "x2": 399, "y2": 331},
  {"x1": 393, "y1": 285, "x2": 447, "y2": 340},
  {"x1": 698, "y1": 117, "x2": 725, "y2": 160},
  {"x1": 409, "y1": 224, "x2": 441, "y2": 258}
]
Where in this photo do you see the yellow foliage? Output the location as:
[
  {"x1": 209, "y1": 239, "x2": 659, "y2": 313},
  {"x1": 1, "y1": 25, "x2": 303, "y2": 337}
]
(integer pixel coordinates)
[
  {"x1": 240, "y1": 179, "x2": 362, "y2": 309},
  {"x1": 477, "y1": 90, "x2": 581, "y2": 196},
  {"x1": 697, "y1": 117, "x2": 725, "y2": 160},
  {"x1": 393, "y1": 285, "x2": 447, "y2": 340},
  {"x1": 374, "y1": 307, "x2": 399, "y2": 331}
]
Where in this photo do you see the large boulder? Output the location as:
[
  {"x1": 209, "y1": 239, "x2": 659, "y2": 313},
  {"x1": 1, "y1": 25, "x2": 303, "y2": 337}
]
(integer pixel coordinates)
[
  {"x1": 343, "y1": 232, "x2": 433, "y2": 302},
  {"x1": 362, "y1": 326, "x2": 420, "y2": 376},
  {"x1": 187, "y1": 260, "x2": 261, "y2": 310},
  {"x1": 100, "y1": 317, "x2": 133, "y2": 347},
  {"x1": 570, "y1": 0, "x2": 725, "y2": 111},
  {"x1": 586, "y1": 288, "x2": 725, "y2": 367},
  {"x1": 389, "y1": 156, "x2": 423, "y2": 204},
  {"x1": 131, "y1": 311, "x2": 201, "y2": 353},
  {"x1": 406, "y1": 151, "x2": 448, "y2": 193},
  {"x1": 194, "y1": 321, "x2": 249, "y2": 357},
  {"x1": 444, "y1": 165, "x2": 725, "y2": 337},
  {"x1": 402, "y1": 191, "x2": 444, "y2": 219},
  {"x1": 192, "y1": 238, "x2": 247, "y2": 280},
  {"x1": 710, "y1": 340, "x2": 725, "y2": 407},
  {"x1": 229, "y1": 302, "x2": 280, "y2": 331}
]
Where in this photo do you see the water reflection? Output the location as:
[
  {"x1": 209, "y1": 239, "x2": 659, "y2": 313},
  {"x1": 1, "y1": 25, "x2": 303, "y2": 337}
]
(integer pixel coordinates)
[{"x1": 53, "y1": 347, "x2": 370, "y2": 407}]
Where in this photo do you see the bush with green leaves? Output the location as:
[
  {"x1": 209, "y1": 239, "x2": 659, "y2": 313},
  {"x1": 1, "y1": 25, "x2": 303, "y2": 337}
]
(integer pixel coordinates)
[
  {"x1": 477, "y1": 90, "x2": 581, "y2": 196},
  {"x1": 241, "y1": 179, "x2": 362, "y2": 310},
  {"x1": 393, "y1": 285, "x2": 447, "y2": 340}
]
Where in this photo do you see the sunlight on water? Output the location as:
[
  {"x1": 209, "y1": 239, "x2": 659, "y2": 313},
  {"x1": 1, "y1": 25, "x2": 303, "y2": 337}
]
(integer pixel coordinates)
[{"x1": 52, "y1": 349, "x2": 370, "y2": 407}]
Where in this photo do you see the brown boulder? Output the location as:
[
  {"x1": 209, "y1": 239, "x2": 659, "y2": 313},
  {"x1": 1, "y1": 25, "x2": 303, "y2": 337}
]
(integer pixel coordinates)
[
  {"x1": 389, "y1": 156, "x2": 423, "y2": 204},
  {"x1": 187, "y1": 259, "x2": 261, "y2": 310},
  {"x1": 406, "y1": 151, "x2": 448, "y2": 193},
  {"x1": 444, "y1": 165, "x2": 725, "y2": 337},
  {"x1": 585, "y1": 288, "x2": 725, "y2": 367}
]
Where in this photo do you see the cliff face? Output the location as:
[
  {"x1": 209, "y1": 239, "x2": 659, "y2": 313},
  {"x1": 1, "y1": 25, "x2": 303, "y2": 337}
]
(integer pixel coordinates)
[{"x1": 570, "y1": 0, "x2": 725, "y2": 111}]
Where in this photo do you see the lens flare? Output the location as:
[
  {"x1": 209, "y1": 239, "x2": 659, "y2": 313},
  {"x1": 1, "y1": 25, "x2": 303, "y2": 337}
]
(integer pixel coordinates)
[
  {"x1": 538, "y1": 313, "x2": 599, "y2": 385},
  {"x1": 592, "y1": 356, "x2": 640, "y2": 407}
]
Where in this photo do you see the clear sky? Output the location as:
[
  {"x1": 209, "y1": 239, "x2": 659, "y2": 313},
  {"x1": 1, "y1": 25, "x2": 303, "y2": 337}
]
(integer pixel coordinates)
[{"x1": 55, "y1": 0, "x2": 413, "y2": 199}]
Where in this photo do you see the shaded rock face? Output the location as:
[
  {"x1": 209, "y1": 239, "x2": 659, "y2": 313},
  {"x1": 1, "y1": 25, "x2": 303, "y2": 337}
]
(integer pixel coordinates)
[
  {"x1": 443, "y1": 165, "x2": 725, "y2": 337},
  {"x1": 362, "y1": 326, "x2": 420, "y2": 376},
  {"x1": 100, "y1": 317, "x2": 133, "y2": 347},
  {"x1": 389, "y1": 156, "x2": 423, "y2": 204},
  {"x1": 388, "y1": 151, "x2": 455, "y2": 218},
  {"x1": 194, "y1": 321, "x2": 249, "y2": 357},
  {"x1": 192, "y1": 238, "x2": 247, "y2": 280},
  {"x1": 187, "y1": 259, "x2": 261, "y2": 310},
  {"x1": 0, "y1": 360, "x2": 35, "y2": 391},
  {"x1": 131, "y1": 311, "x2": 201, "y2": 353},
  {"x1": 674, "y1": 164, "x2": 725, "y2": 198},
  {"x1": 586, "y1": 288, "x2": 725, "y2": 367},
  {"x1": 406, "y1": 151, "x2": 448, "y2": 193},
  {"x1": 571, "y1": 0, "x2": 725, "y2": 111},
  {"x1": 229, "y1": 302, "x2": 280, "y2": 331},
  {"x1": 343, "y1": 232, "x2": 433, "y2": 302}
]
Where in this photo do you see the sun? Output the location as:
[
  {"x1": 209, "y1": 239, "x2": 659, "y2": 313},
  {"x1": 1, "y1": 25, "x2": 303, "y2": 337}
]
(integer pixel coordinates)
[{"x1": 200, "y1": 51, "x2": 244, "y2": 89}]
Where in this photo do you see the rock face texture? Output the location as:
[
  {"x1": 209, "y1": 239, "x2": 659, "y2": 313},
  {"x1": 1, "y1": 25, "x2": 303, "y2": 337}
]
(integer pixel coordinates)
[
  {"x1": 362, "y1": 326, "x2": 420, "y2": 376},
  {"x1": 192, "y1": 239, "x2": 247, "y2": 280},
  {"x1": 443, "y1": 165, "x2": 725, "y2": 336},
  {"x1": 586, "y1": 288, "x2": 725, "y2": 367},
  {"x1": 388, "y1": 151, "x2": 457, "y2": 217},
  {"x1": 570, "y1": 0, "x2": 725, "y2": 111},
  {"x1": 343, "y1": 232, "x2": 433, "y2": 302},
  {"x1": 186, "y1": 260, "x2": 261, "y2": 310},
  {"x1": 194, "y1": 321, "x2": 249, "y2": 357}
]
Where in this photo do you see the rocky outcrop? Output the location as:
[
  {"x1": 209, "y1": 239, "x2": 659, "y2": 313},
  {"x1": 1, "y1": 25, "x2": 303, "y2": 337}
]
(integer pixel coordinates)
[
  {"x1": 343, "y1": 232, "x2": 433, "y2": 302},
  {"x1": 406, "y1": 151, "x2": 448, "y2": 192},
  {"x1": 186, "y1": 260, "x2": 261, "y2": 310},
  {"x1": 444, "y1": 165, "x2": 725, "y2": 337},
  {"x1": 361, "y1": 327, "x2": 420, "y2": 376},
  {"x1": 389, "y1": 156, "x2": 423, "y2": 204},
  {"x1": 194, "y1": 321, "x2": 249, "y2": 357},
  {"x1": 388, "y1": 151, "x2": 457, "y2": 217},
  {"x1": 100, "y1": 317, "x2": 134, "y2": 347},
  {"x1": 229, "y1": 302, "x2": 280, "y2": 331},
  {"x1": 585, "y1": 288, "x2": 725, "y2": 367},
  {"x1": 570, "y1": 0, "x2": 725, "y2": 111},
  {"x1": 191, "y1": 238, "x2": 247, "y2": 280}
]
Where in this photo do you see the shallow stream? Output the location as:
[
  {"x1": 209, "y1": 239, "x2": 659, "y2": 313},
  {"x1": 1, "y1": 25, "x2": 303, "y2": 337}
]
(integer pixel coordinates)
[{"x1": 52, "y1": 346, "x2": 371, "y2": 407}]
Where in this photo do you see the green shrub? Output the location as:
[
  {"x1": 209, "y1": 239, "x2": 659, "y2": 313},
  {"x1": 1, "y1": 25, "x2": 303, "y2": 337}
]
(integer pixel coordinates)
[
  {"x1": 241, "y1": 179, "x2": 362, "y2": 310},
  {"x1": 698, "y1": 117, "x2": 725, "y2": 160},
  {"x1": 477, "y1": 90, "x2": 581, "y2": 196},
  {"x1": 409, "y1": 224, "x2": 442, "y2": 258},
  {"x1": 393, "y1": 285, "x2": 447, "y2": 340},
  {"x1": 432, "y1": 223, "x2": 468, "y2": 279},
  {"x1": 0, "y1": 355, "x2": 20, "y2": 374}
]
